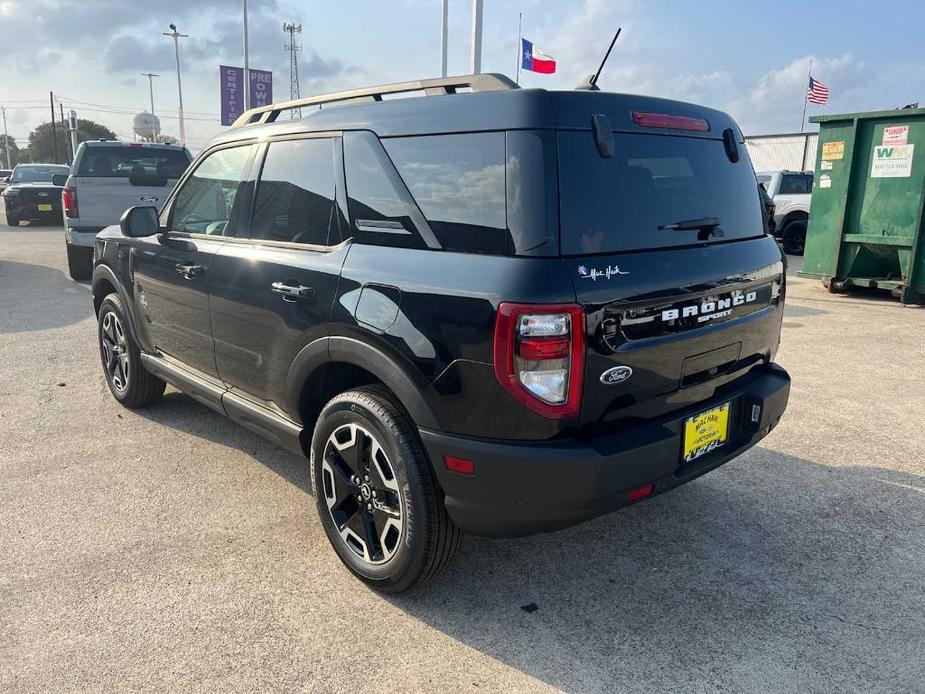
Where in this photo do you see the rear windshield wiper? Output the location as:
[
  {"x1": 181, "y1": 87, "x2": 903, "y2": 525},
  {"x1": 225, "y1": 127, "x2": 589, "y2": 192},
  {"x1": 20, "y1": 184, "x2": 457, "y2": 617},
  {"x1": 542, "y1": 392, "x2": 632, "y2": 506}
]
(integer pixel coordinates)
[{"x1": 658, "y1": 216, "x2": 724, "y2": 239}]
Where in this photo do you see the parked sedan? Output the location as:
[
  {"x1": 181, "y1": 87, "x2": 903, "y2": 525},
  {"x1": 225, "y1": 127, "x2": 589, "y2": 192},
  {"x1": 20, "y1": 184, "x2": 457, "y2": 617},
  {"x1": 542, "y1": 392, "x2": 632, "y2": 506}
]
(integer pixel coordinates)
[{"x1": 3, "y1": 163, "x2": 70, "y2": 226}]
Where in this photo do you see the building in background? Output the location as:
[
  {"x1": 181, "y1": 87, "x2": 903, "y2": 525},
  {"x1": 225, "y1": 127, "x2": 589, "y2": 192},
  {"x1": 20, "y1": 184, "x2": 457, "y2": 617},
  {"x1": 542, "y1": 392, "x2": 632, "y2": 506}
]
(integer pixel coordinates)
[{"x1": 745, "y1": 132, "x2": 818, "y2": 172}]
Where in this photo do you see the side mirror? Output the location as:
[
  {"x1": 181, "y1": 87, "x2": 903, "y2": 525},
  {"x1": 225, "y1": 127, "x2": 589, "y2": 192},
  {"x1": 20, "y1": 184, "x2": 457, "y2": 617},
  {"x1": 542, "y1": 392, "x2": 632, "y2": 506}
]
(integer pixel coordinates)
[
  {"x1": 52, "y1": 174, "x2": 68, "y2": 186},
  {"x1": 120, "y1": 206, "x2": 160, "y2": 238}
]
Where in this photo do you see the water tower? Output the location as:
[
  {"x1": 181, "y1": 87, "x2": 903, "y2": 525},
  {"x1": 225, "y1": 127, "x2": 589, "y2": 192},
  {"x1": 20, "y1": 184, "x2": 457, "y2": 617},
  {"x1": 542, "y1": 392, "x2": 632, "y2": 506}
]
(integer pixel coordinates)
[{"x1": 132, "y1": 112, "x2": 161, "y2": 141}]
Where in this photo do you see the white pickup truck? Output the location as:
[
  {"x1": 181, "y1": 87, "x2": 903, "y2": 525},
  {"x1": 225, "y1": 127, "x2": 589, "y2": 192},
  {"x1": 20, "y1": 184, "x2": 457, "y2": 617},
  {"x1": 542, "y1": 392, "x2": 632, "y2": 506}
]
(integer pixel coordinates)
[
  {"x1": 756, "y1": 170, "x2": 812, "y2": 255},
  {"x1": 63, "y1": 140, "x2": 192, "y2": 280}
]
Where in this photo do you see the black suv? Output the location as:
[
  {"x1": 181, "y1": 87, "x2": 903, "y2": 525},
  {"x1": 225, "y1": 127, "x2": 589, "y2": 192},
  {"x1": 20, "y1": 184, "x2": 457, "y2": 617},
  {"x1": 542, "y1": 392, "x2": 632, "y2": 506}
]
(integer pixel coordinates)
[{"x1": 91, "y1": 74, "x2": 790, "y2": 592}]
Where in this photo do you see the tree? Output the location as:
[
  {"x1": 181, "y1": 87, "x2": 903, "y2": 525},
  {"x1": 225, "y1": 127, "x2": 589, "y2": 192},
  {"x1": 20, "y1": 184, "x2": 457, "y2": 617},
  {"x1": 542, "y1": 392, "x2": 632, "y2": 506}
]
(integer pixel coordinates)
[
  {"x1": 0, "y1": 134, "x2": 29, "y2": 168},
  {"x1": 26, "y1": 119, "x2": 117, "y2": 164},
  {"x1": 156, "y1": 134, "x2": 178, "y2": 145}
]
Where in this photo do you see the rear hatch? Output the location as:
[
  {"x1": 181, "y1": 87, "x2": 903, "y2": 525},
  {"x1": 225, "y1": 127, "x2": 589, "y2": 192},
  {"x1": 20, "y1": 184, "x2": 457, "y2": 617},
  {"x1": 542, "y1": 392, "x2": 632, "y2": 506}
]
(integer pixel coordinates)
[
  {"x1": 554, "y1": 95, "x2": 785, "y2": 433},
  {"x1": 71, "y1": 144, "x2": 191, "y2": 227}
]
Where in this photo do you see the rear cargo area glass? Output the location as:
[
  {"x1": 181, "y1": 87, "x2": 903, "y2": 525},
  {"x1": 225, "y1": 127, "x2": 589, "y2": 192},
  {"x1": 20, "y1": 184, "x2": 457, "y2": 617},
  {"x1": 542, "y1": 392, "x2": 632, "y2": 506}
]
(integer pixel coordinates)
[
  {"x1": 77, "y1": 147, "x2": 190, "y2": 178},
  {"x1": 558, "y1": 132, "x2": 764, "y2": 255}
]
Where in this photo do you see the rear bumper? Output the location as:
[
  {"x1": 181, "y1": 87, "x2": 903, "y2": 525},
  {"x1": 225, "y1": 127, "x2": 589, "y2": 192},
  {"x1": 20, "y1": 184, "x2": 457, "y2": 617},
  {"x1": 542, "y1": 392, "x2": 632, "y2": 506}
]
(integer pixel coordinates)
[
  {"x1": 422, "y1": 363, "x2": 790, "y2": 537},
  {"x1": 65, "y1": 226, "x2": 105, "y2": 247}
]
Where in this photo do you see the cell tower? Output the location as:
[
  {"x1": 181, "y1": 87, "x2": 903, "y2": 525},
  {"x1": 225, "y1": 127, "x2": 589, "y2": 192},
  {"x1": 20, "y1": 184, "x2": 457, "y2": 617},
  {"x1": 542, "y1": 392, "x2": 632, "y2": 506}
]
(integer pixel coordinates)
[{"x1": 283, "y1": 22, "x2": 302, "y2": 118}]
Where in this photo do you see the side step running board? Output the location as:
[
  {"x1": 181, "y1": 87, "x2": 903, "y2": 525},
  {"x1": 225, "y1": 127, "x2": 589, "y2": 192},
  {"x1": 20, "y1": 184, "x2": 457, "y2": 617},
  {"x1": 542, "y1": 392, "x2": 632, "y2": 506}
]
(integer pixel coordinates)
[{"x1": 139, "y1": 353, "x2": 305, "y2": 457}]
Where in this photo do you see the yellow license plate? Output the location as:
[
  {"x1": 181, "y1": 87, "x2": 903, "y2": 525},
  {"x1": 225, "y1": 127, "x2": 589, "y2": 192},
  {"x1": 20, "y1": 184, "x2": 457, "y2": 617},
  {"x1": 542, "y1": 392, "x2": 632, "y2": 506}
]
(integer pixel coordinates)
[
  {"x1": 683, "y1": 402, "x2": 730, "y2": 462},
  {"x1": 37, "y1": 204, "x2": 53, "y2": 211}
]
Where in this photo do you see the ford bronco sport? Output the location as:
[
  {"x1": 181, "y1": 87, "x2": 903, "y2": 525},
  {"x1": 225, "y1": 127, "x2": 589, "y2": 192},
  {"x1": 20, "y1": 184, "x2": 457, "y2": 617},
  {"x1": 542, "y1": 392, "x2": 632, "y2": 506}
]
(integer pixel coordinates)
[{"x1": 91, "y1": 74, "x2": 790, "y2": 593}]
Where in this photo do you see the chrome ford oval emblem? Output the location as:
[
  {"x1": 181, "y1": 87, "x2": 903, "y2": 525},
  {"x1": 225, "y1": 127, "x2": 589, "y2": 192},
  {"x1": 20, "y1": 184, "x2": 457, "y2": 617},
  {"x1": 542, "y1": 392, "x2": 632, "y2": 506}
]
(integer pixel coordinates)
[
  {"x1": 140, "y1": 195, "x2": 159, "y2": 203},
  {"x1": 600, "y1": 365, "x2": 633, "y2": 385}
]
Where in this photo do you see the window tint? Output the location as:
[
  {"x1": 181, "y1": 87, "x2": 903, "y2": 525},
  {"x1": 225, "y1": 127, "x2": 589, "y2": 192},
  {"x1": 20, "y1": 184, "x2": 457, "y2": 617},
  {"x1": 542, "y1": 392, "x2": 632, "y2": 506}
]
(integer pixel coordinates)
[
  {"x1": 779, "y1": 173, "x2": 812, "y2": 195},
  {"x1": 249, "y1": 138, "x2": 337, "y2": 246},
  {"x1": 170, "y1": 145, "x2": 254, "y2": 235},
  {"x1": 77, "y1": 146, "x2": 190, "y2": 179},
  {"x1": 383, "y1": 133, "x2": 509, "y2": 254},
  {"x1": 343, "y1": 132, "x2": 425, "y2": 249},
  {"x1": 559, "y1": 131, "x2": 764, "y2": 254},
  {"x1": 11, "y1": 165, "x2": 69, "y2": 183}
]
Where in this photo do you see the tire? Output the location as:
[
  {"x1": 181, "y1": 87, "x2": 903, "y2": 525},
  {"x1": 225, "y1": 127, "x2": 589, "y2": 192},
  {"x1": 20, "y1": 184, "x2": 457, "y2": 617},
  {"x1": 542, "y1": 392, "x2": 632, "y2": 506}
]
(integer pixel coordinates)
[
  {"x1": 310, "y1": 386, "x2": 461, "y2": 593},
  {"x1": 5, "y1": 212, "x2": 19, "y2": 226},
  {"x1": 781, "y1": 219, "x2": 807, "y2": 256},
  {"x1": 98, "y1": 293, "x2": 165, "y2": 408},
  {"x1": 66, "y1": 243, "x2": 92, "y2": 281}
]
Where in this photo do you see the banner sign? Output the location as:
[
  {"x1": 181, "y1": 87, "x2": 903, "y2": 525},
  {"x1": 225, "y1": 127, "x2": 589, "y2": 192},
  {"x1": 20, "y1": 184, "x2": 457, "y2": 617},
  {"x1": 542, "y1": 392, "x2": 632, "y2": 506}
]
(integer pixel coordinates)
[{"x1": 220, "y1": 66, "x2": 273, "y2": 126}]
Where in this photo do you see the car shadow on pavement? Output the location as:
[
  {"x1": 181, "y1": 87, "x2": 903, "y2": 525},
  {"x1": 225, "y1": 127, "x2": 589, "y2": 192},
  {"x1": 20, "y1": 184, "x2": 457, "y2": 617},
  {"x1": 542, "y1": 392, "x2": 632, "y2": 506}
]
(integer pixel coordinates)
[
  {"x1": 134, "y1": 390, "x2": 310, "y2": 493},
  {"x1": 0, "y1": 260, "x2": 92, "y2": 333},
  {"x1": 391, "y1": 448, "x2": 925, "y2": 693}
]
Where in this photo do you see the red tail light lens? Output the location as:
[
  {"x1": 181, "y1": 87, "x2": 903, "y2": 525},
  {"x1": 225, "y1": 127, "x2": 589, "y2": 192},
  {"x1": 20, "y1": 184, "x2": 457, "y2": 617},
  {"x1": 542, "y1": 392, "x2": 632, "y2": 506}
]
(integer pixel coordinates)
[
  {"x1": 631, "y1": 111, "x2": 710, "y2": 132},
  {"x1": 493, "y1": 303, "x2": 584, "y2": 419},
  {"x1": 62, "y1": 186, "x2": 78, "y2": 218}
]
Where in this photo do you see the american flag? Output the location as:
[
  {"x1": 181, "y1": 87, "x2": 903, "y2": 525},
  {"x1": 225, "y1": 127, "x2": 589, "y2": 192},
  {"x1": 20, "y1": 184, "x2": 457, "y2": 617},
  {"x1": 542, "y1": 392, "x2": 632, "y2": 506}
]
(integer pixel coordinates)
[{"x1": 807, "y1": 76, "x2": 829, "y2": 105}]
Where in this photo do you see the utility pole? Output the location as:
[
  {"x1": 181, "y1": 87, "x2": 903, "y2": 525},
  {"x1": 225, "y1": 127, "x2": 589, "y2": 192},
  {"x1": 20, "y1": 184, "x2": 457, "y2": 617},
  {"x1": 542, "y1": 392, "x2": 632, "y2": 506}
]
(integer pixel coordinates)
[
  {"x1": 283, "y1": 22, "x2": 302, "y2": 118},
  {"x1": 1, "y1": 106, "x2": 10, "y2": 169},
  {"x1": 141, "y1": 72, "x2": 159, "y2": 117},
  {"x1": 163, "y1": 24, "x2": 188, "y2": 146},
  {"x1": 469, "y1": 0, "x2": 483, "y2": 74},
  {"x1": 440, "y1": 0, "x2": 448, "y2": 77},
  {"x1": 243, "y1": 0, "x2": 250, "y2": 109},
  {"x1": 49, "y1": 91, "x2": 58, "y2": 164}
]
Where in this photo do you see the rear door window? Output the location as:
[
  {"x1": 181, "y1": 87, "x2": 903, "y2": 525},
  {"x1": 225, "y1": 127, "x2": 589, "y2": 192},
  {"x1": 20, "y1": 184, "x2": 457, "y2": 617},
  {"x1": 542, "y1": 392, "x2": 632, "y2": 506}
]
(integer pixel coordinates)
[
  {"x1": 248, "y1": 138, "x2": 337, "y2": 246},
  {"x1": 383, "y1": 133, "x2": 510, "y2": 254},
  {"x1": 779, "y1": 173, "x2": 812, "y2": 194},
  {"x1": 77, "y1": 146, "x2": 191, "y2": 181},
  {"x1": 558, "y1": 131, "x2": 764, "y2": 255}
]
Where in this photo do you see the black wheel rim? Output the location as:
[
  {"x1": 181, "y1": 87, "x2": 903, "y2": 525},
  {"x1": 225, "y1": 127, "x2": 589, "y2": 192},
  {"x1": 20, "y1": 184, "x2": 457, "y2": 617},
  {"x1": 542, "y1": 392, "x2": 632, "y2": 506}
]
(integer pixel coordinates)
[
  {"x1": 100, "y1": 311, "x2": 130, "y2": 392},
  {"x1": 321, "y1": 423, "x2": 404, "y2": 565}
]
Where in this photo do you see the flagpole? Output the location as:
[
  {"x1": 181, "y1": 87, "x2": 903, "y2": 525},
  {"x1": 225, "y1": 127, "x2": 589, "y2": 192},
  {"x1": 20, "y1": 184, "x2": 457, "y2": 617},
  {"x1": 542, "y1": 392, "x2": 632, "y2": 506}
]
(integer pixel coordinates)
[
  {"x1": 515, "y1": 12, "x2": 522, "y2": 85},
  {"x1": 800, "y1": 59, "x2": 812, "y2": 132}
]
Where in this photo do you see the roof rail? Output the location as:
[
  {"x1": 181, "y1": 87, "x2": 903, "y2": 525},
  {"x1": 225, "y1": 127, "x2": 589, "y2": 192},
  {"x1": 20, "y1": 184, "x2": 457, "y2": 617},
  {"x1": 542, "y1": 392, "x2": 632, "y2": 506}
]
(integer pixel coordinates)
[{"x1": 230, "y1": 73, "x2": 518, "y2": 129}]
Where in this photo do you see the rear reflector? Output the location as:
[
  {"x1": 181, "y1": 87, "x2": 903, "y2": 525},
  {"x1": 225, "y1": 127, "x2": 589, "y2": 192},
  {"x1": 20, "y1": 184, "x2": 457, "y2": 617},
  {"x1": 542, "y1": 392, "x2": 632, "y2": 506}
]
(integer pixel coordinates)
[
  {"x1": 444, "y1": 456, "x2": 475, "y2": 476},
  {"x1": 628, "y1": 483, "x2": 654, "y2": 502},
  {"x1": 518, "y1": 336, "x2": 570, "y2": 360},
  {"x1": 631, "y1": 111, "x2": 710, "y2": 132}
]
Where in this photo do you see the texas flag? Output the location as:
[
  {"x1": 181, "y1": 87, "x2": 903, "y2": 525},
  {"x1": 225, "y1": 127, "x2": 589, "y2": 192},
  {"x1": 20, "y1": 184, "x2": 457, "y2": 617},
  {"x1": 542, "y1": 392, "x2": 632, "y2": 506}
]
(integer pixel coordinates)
[{"x1": 521, "y1": 38, "x2": 557, "y2": 74}]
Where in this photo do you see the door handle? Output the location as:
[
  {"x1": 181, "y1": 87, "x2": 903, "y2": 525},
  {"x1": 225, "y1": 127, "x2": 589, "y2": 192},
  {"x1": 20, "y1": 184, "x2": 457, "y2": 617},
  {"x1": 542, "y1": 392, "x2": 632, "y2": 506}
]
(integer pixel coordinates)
[
  {"x1": 175, "y1": 262, "x2": 205, "y2": 280},
  {"x1": 270, "y1": 281, "x2": 314, "y2": 303}
]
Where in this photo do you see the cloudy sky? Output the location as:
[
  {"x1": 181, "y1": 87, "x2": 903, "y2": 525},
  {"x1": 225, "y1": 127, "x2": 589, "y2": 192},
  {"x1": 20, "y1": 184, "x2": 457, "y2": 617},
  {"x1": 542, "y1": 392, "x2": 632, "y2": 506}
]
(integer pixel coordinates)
[{"x1": 1, "y1": 0, "x2": 923, "y2": 153}]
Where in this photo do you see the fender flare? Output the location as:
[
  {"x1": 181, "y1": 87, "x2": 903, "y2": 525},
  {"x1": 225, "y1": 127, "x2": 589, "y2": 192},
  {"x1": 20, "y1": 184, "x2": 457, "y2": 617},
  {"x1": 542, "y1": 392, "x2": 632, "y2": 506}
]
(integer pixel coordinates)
[
  {"x1": 91, "y1": 263, "x2": 143, "y2": 348},
  {"x1": 285, "y1": 335, "x2": 440, "y2": 430}
]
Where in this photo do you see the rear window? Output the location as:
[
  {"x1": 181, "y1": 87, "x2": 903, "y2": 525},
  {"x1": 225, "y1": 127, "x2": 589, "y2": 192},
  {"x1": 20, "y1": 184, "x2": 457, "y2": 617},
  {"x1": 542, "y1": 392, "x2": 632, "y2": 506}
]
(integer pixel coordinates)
[
  {"x1": 77, "y1": 146, "x2": 190, "y2": 179},
  {"x1": 559, "y1": 132, "x2": 764, "y2": 255},
  {"x1": 11, "y1": 165, "x2": 69, "y2": 183},
  {"x1": 779, "y1": 173, "x2": 812, "y2": 195}
]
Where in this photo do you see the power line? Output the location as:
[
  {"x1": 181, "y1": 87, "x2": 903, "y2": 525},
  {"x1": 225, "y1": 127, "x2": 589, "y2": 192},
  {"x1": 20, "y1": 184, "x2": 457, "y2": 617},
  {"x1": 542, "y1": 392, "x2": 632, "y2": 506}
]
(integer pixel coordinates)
[{"x1": 283, "y1": 22, "x2": 303, "y2": 118}]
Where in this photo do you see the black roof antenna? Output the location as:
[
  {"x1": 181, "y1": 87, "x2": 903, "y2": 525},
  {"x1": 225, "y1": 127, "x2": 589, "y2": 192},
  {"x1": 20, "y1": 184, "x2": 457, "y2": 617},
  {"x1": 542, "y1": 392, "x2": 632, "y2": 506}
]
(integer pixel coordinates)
[{"x1": 576, "y1": 28, "x2": 621, "y2": 91}]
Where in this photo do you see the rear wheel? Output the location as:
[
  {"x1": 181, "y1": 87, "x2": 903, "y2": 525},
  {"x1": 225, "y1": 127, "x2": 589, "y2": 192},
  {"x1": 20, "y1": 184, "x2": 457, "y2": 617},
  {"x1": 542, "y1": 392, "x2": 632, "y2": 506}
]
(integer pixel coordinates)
[
  {"x1": 310, "y1": 386, "x2": 461, "y2": 593},
  {"x1": 66, "y1": 243, "x2": 92, "y2": 281},
  {"x1": 5, "y1": 211, "x2": 19, "y2": 226},
  {"x1": 781, "y1": 219, "x2": 807, "y2": 255},
  {"x1": 98, "y1": 293, "x2": 165, "y2": 408}
]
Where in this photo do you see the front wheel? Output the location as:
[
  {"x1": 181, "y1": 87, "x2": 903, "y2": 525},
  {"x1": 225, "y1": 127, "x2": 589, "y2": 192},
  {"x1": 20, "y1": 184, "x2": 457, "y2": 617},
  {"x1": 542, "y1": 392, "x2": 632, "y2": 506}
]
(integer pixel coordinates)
[
  {"x1": 310, "y1": 387, "x2": 461, "y2": 593},
  {"x1": 98, "y1": 293, "x2": 165, "y2": 408}
]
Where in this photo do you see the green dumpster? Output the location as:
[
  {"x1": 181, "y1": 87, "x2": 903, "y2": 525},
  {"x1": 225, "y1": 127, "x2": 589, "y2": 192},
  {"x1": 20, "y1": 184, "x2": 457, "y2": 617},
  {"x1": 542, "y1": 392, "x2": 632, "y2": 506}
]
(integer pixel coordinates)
[{"x1": 800, "y1": 106, "x2": 925, "y2": 304}]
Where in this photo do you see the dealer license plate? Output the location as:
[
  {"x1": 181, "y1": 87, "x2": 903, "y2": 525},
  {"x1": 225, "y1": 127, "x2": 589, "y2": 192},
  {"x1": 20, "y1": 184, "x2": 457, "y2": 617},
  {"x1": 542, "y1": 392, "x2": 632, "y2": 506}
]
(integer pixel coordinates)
[
  {"x1": 37, "y1": 204, "x2": 53, "y2": 212},
  {"x1": 682, "y1": 402, "x2": 730, "y2": 462}
]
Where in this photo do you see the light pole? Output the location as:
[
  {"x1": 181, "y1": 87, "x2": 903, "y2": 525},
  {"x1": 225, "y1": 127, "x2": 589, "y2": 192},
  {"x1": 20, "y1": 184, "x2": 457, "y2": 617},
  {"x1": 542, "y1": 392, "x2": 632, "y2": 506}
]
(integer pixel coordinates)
[
  {"x1": 440, "y1": 0, "x2": 448, "y2": 78},
  {"x1": 163, "y1": 24, "x2": 188, "y2": 146},
  {"x1": 243, "y1": 0, "x2": 250, "y2": 109},
  {"x1": 141, "y1": 72, "x2": 159, "y2": 117},
  {"x1": 469, "y1": 0, "x2": 483, "y2": 74},
  {"x1": 1, "y1": 106, "x2": 10, "y2": 169}
]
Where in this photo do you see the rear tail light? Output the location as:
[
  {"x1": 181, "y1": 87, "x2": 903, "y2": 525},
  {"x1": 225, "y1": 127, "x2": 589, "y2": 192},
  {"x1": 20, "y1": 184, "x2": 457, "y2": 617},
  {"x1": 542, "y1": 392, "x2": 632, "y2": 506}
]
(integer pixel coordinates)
[
  {"x1": 631, "y1": 111, "x2": 710, "y2": 132},
  {"x1": 62, "y1": 186, "x2": 78, "y2": 218},
  {"x1": 493, "y1": 303, "x2": 584, "y2": 419}
]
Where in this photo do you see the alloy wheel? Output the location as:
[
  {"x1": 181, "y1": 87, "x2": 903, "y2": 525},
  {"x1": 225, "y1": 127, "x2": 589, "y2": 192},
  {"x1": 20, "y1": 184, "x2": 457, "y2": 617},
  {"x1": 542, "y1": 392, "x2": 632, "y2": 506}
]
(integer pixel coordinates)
[
  {"x1": 100, "y1": 311, "x2": 130, "y2": 392},
  {"x1": 321, "y1": 423, "x2": 404, "y2": 565}
]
